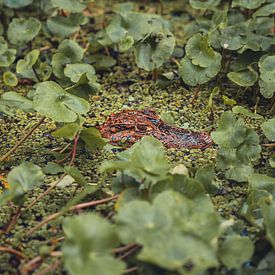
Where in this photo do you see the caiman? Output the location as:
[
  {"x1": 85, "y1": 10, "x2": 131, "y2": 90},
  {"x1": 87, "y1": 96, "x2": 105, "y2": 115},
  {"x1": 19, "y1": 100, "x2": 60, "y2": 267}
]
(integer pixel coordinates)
[{"x1": 98, "y1": 109, "x2": 212, "y2": 149}]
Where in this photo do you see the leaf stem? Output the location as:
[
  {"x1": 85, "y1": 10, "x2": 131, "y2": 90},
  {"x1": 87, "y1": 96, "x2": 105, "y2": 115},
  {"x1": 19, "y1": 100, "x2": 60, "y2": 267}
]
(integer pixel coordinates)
[
  {"x1": 0, "y1": 116, "x2": 46, "y2": 162},
  {"x1": 26, "y1": 194, "x2": 119, "y2": 237},
  {"x1": 0, "y1": 246, "x2": 27, "y2": 259}
]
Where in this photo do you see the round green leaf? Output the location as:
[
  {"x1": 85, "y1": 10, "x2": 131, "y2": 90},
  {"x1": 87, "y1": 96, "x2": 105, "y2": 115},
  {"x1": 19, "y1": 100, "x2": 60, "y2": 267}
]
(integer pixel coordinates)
[
  {"x1": 33, "y1": 81, "x2": 90, "y2": 122},
  {"x1": 219, "y1": 235, "x2": 254, "y2": 268},
  {"x1": 0, "y1": 49, "x2": 16, "y2": 67},
  {"x1": 118, "y1": 35, "x2": 134, "y2": 53},
  {"x1": 50, "y1": 0, "x2": 86, "y2": 13},
  {"x1": 0, "y1": 36, "x2": 8, "y2": 55},
  {"x1": 190, "y1": 0, "x2": 220, "y2": 10},
  {"x1": 259, "y1": 79, "x2": 275, "y2": 99},
  {"x1": 16, "y1": 49, "x2": 40, "y2": 80},
  {"x1": 253, "y1": 3, "x2": 275, "y2": 18},
  {"x1": 4, "y1": 0, "x2": 33, "y2": 8},
  {"x1": 259, "y1": 56, "x2": 275, "y2": 83},
  {"x1": 261, "y1": 118, "x2": 275, "y2": 141},
  {"x1": 3, "y1": 71, "x2": 18, "y2": 87},
  {"x1": 211, "y1": 111, "x2": 246, "y2": 148},
  {"x1": 52, "y1": 123, "x2": 80, "y2": 140},
  {"x1": 186, "y1": 34, "x2": 216, "y2": 68},
  {"x1": 135, "y1": 29, "x2": 175, "y2": 71},
  {"x1": 232, "y1": 0, "x2": 266, "y2": 9},
  {"x1": 47, "y1": 14, "x2": 87, "y2": 37},
  {"x1": 179, "y1": 54, "x2": 221, "y2": 86},
  {"x1": 7, "y1": 18, "x2": 41, "y2": 45},
  {"x1": 58, "y1": 39, "x2": 84, "y2": 62},
  {"x1": 227, "y1": 68, "x2": 258, "y2": 87},
  {"x1": 64, "y1": 63, "x2": 95, "y2": 83}
]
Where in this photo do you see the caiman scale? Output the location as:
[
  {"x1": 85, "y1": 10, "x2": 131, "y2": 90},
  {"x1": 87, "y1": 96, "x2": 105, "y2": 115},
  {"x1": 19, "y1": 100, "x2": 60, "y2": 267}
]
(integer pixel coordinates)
[{"x1": 99, "y1": 109, "x2": 212, "y2": 149}]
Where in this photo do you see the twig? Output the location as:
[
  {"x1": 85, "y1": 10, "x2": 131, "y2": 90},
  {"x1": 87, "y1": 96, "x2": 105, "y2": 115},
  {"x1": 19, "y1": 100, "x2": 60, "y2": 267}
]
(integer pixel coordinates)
[
  {"x1": 190, "y1": 86, "x2": 200, "y2": 104},
  {"x1": 25, "y1": 174, "x2": 66, "y2": 210},
  {"x1": 112, "y1": 243, "x2": 136, "y2": 254},
  {"x1": 0, "y1": 116, "x2": 46, "y2": 162},
  {"x1": 0, "y1": 246, "x2": 27, "y2": 259},
  {"x1": 20, "y1": 251, "x2": 62, "y2": 275},
  {"x1": 69, "y1": 134, "x2": 79, "y2": 166},
  {"x1": 32, "y1": 66, "x2": 41, "y2": 82},
  {"x1": 4, "y1": 206, "x2": 22, "y2": 233},
  {"x1": 26, "y1": 195, "x2": 119, "y2": 237},
  {"x1": 119, "y1": 246, "x2": 139, "y2": 260},
  {"x1": 262, "y1": 143, "x2": 275, "y2": 148},
  {"x1": 35, "y1": 260, "x2": 60, "y2": 275},
  {"x1": 39, "y1": 45, "x2": 51, "y2": 52},
  {"x1": 123, "y1": 266, "x2": 138, "y2": 274}
]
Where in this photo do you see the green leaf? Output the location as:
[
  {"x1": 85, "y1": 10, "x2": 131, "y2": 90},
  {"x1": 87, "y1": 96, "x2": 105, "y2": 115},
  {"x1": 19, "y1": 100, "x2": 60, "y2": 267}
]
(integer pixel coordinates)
[
  {"x1": 261, "y1": 118, "x2": 275, "y2": 141},
  {"x1": 219, "y1": 235, "x2": 254, "y2": 268},
  {"x1": 259, "y1": 55, "x2": 275, "y2": 83},
  {"x1": 64, "y1": 63, "x2": 95, "y2": 83},
  {"x1": 4, "y1": 0, "x2": 33, "y2": 8},
  {"x1": 227, "y1": 68, "x2": 258, "y2": 87},
  {"x1": 33, "y1": 81, "x2": 90, "y2": 122},
  {"x1": 43, "y1": 162, "x2": 64, "y2": 175},
  {"x1": 189, "y1": 0, "x2": 221, "y2": 10},
  {"x1": 232, "y1": 106, "x2": 263, "y2": 119},
  {"x1": 232, "y1": 0, "x2": 266, "y2": 9},
  {"x1": 260, "y1": 199, "x2": 275, "y2": 248},
  {"x1": 3, "y1": 71, "x2": 18, "y2": 87},
  {"x1": 62, "y1": 213, "x2": 125, "y2": 275},
  {"x1": 47, "y1": 13, "x2": 87, "y2": 37},
  {"x1": 0, "y1": 48, "x2": 16, "y2": 67},
  {"x1": 259, "y1": 78, "x2": 275, "y2": 99},
  {"x1": 186, "y1": 34, "x2": 216, "y2": 68},
  {"x1": 8, "y1": 18, "x2": 41, "y2": 45},
  {"x1": 211, "y1": 111, "x2": 246, "y2": 148},
  {"x1": 64, "y1": 166, "x2": 87, "y2": 186},
  {"x1": 52, "y1": 123, "x2": 80, "y2": 140},
  {"x1": 253, "y1": 3, "x2": 275, "y2": 18},
  {"x1": 270, "y1": 154, "x2": 275, "y2": 168},
  {"x1": 101, "y1": 136, "x2": 171, "y2": 186},
  {"x1": 179, "y1": 54, "x2": 221, "y2": 86},
  {"x1": 116, "y1": 190, "x2": 221, "y2": 271},
  {"x1": 218, "y1": 23, "x2": 247, "y2": 50},
  {"x1": 0, "y1": 162, "x2": 44, "y2": 205},
  {"x1": 86, "y1": 54, "x2": 116, "y2": 71},
  {"x1": 52, "y1": 39, "x2": 84, "y2": 79},
  {"x1": 135, "y1": 29, "x2": 175, "y2": 71},
  {"x1": 50, "y1": 0, "x2": 86, "y2": 13},
  {"x1": 118, "y1": 35, "x2": 134, "y2": 53},
  {"x1": 195, "y1": 166, "x2": 219, "y2": 194},
  {"x1": 222, "y1": 95, "x2": 236, "y2": 106},
  {"x1": 16, "y1": 49, "x2": 40, "y2": 80},
  {"x1": 80, "y1": 127, "x2": 107, "y2": 152},
  {"x1": 1, "y1": 92, "x2": 34, "y2": 113},
  {"x1": 248, "y1": 173, "x2": 275, "y2": 194}
]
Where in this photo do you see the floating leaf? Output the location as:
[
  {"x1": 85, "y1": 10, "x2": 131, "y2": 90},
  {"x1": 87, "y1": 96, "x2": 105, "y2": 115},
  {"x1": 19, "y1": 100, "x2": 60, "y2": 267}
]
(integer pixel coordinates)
[
  {"x1": 64, "y1": 63, "x2": 95, "y2": 83},
  {"x1": 248, "y1": 173, "x2": 275, "y2": 194},
  {"x1": 62, "y1": 213, "x2": 125, "y2": 275},
  {"x1": 33, "y1": 81, "x2": 90, "y2": 122},
  {"x1": 43, "y1": 162, "x2": 64, "y2": 175},
  {"x1": 269, "y1": 154, "x2": 275, "y2": 168},
  {"x1": 50, "y1": 0, "x2": 86, "y2": 13},
  {"x1": 64, "y1": 166, "x2": 87, "y2": 186},
  {"x1": 3, "y1": 71, "x2": 18, "y2": 87},
  {"x1": 86, "y1": 54, "x2": 116, "y2": 71},
  {"x1": 219, "y1": 235, "x2": 254, "y2": 268},
  {"x1": 116, "y1": 190, "x2": 221, "y2": 271},
  {"x1": 222, "y1": 95, "x2": 236, "y2": 106},
  {"x1": 211, "y1": 111, "x2": 246, "y2": 148},
  {"x1": 261, "y1": 118, "x2": 275, "y2": 141},
  {"x1": 259, "y1": 78, "x2": 275, "y2": 99},
  {"x1": 47, "y1": 14, "x2": 87, "y2": 37},
  {"x1": 80, "y1": 127, "x2": 107, "y2": 152},
  {"x1": 0, "y1": 48, "x2": 16, "y2": 67},
  {"x1": 118, "y1": 35, "x2": 134, "y2": 53},
  {"x1": 186, "y1": 34, "x2": 216, "y2": 68},
  {"x1": 8, "y1": 18, "x2": 41, "y2": 45},
  {"x1": 179, "y1": 54, "x2": 221, "y2": 86}
]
